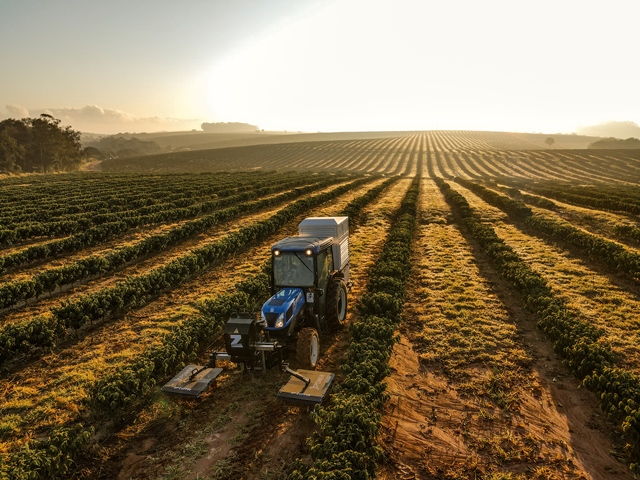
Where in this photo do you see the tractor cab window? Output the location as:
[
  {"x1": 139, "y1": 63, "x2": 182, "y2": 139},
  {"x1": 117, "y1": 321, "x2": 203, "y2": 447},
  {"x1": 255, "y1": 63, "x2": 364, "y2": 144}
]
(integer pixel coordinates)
[
  {"x1": 317, "y1": 249, "x2": 333, "y2": 282},
  {"x1": 273, "y1": 252, "x2": 315, "y2": 287}
]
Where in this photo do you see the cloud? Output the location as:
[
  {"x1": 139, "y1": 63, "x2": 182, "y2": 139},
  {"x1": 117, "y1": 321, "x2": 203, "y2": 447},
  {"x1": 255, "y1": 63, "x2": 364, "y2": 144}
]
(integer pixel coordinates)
[
  {"x1": 5, "y1": 104, "x2": 30, "y2": 118},
  {"x1": 1, "y1": 104, "x2": 202, "y2": 134}
]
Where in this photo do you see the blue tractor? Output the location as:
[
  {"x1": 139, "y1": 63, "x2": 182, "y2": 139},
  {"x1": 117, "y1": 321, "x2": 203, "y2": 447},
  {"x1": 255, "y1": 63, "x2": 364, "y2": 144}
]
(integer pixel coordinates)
[{"x1": 163, "y1": 217, "x2": 350, "y2": 406}]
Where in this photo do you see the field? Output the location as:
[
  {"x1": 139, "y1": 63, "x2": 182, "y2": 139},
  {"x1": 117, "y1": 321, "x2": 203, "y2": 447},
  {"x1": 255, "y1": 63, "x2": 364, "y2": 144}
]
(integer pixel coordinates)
[{"x1": 1, "y1": 131, "x2": 640, "y2": 479}]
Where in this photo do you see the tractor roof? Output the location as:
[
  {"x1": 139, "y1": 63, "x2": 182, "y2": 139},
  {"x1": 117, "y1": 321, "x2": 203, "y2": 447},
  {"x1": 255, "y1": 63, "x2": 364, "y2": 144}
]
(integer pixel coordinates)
[{"x1": 271, "y1": 236, "x2": 332, "y2": 254}]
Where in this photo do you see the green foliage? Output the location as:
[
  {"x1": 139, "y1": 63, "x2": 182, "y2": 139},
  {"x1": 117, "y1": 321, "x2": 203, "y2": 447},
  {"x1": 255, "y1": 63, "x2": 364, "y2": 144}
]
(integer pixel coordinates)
[
  {"x1": 509, "y1": 180, "x2": 640, "y2": 215},
  {"x1": 84, "y1": 136, "x2": 162, "y2": 158},
  {"x1": 588, "y1": 137, "x2": 640, "y2": 149},
  {"x1": 341, "y1": 177, "x2": 398, "y2": 225},
  {"x1": 0, "y1": 114, "x2": 82, "y2": 172},
  {"x1": 454, "y1": 178, "x2": 532, "y2": 219},
  {"x1": 0, "y1": 425, "x2": 93, "y2": 480}
]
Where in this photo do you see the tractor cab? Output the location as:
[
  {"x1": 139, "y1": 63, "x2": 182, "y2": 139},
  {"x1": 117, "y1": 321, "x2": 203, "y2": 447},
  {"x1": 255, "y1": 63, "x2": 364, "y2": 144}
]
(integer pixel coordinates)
[{"x1": 263, "y1": 236, "x2": 336, "y2": 338}]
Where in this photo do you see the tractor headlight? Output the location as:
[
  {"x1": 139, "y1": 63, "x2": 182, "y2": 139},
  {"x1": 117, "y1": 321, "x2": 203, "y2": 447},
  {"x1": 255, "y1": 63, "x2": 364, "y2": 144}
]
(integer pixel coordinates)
[
  {"x1": 275, "y1": 312, "x2": 285, "y2": 329},
  {"x1": 305, "y1": 249, "x2": 313, "y2": 256}
]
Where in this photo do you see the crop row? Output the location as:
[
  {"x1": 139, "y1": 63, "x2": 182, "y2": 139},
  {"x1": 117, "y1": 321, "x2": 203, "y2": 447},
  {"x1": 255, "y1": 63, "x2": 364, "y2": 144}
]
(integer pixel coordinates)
[
  {"x1": 0, "y1": 175, "x2": 328, "y2": 274},
  {"x1": 0, "y1": 171, "x2": 256, "y2": 215},
  {"x1": 0, "y1": 177, "x2": 344, "y2": 309},
  {"x1": 454, "y1": 178, "x2": 640, "y2": 284},
  {"x1": 291, "y1": 176, "x2": 420, "y2": 479},
  {"x1": 0, "y1": 177, "x2": 373, "y2": 367},
  {"x1": 0, "y1": 172, "x2": 315, "y2": 247},
  {"x1": 498, "y1": 184, "x2": 640, "y2": 248},
  {"x1": 425, "y1": 143, "x2": 640, "y2": 184},
  {"x1": 436, "y1": 178, "x2": 640, "y2": 471},
  {"x1": 0, "y1": 172, "x2": 237, "y2": 218},
  {"x1": 509, "y1": 180, "x2": 640, "y2": 215},
  {"x1": 497, "y1": 185, "x2": 558, "y2": 211}
]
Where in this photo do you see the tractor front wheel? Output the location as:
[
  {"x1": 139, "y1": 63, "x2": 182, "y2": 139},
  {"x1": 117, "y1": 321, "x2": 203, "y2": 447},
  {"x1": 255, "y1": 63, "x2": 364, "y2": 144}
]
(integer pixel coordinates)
[
  {"x1": 326, "y1": 279, "x2": 348, "y2": 331},
  {"x1": 297, "y1": 327, "x2": 319, "y2": 369}
]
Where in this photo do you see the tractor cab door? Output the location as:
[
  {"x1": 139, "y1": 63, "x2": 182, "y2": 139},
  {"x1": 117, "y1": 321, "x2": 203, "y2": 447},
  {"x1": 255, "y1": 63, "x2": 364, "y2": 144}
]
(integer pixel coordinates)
[{"x1": 316, "y1": 248, "x2": 333, "y2": 320}]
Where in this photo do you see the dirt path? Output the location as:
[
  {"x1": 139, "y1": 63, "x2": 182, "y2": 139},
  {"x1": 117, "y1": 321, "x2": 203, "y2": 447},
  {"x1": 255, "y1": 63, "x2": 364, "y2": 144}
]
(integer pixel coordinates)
[
  {"x1": 96, "y1": 178, "x2": 414, "y2": 480},
  {"x1": 377, "y1": 178, "x2": 631, "y2": 479}
]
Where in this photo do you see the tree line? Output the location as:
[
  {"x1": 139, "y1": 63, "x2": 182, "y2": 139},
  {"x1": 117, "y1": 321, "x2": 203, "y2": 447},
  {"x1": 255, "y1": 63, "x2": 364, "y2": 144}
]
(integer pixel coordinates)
[{"x1": 0, "y1": 114, "x2": 83, "y2": 172}]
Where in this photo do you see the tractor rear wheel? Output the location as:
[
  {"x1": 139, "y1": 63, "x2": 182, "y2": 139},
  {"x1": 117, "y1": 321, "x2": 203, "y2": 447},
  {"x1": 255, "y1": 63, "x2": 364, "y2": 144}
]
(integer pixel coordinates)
[
  {"x1": 297, "y1": 327, "x2": 319, "y2": 369},
  {"x1": 326, "y1": 279, "x2": 348, "y2": 331}
]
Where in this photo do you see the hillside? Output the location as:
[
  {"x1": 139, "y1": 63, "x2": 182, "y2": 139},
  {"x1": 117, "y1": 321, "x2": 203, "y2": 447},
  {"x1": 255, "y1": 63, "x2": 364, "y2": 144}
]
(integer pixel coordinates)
[{"x1": 99, "y1": 130, "x2": 603, "y2": 173}]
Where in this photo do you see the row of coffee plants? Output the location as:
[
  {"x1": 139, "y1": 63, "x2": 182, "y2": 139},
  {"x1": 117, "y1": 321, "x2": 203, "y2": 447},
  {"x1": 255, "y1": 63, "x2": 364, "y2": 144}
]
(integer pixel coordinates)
[
  {"x1": 455, "y1": 178, "x2": 640, "y2": 284},
  {"x1": 496, "y1": 182, "x2": 640, "y2": 248},
  {"x1": 0, "y1": 172, "x2": 314, "y2": 246},
  {"x1": 341, "y1": 177, "x2": 399, "y2": 226},
  {"x1": 0, "y1": 177, "x2": 373, "y2": 367},
  {"x1": 90, "y1": 174, "x2": 399, "y2": 414},
  {"x1": 290, "y1": 176, "x2": 420, "y2": 479},
  {"x1": 454, "y1": 178, "x2": 532, "y2": 219},
  {"x1": 0, "y1": 424, "x2": 94, "y2": 480},
  {"x1": 0, "y1": 177, "x2": 344, "y2": 309},
  {"x1": 436, "y1": 178, "x2": 640, "y2": 471},
  {"x1": 0, "y1": 171, "x2": 254, "y2": 219},
  {"x1": 497, "y1": 184, "x2": 558, "y2": 210},
  {"x1": 0, "y1": 174, "x2": 243, "y2": 238},
  {"x1": 510, "y1": 181, "x2": 640, "y2": 215},
  {"x1": 0, "y1": 174, "x2": 325, "y2": 274},
  {"x1": 614, "y1": 224, "x2": 640, "y2": 246},
  {"x1": 0, "y1": 175, "x2": 402, "y2": 480}
]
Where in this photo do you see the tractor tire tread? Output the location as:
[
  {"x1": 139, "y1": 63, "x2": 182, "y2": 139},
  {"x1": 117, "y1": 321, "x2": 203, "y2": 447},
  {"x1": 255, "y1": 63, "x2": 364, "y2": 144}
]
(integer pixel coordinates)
[
  {"x1": 297, "y1": 327, "x2": 319, "y2": 369},
  {"x1": 326, "y1": 279, "x2": 348, "y2": 332}
]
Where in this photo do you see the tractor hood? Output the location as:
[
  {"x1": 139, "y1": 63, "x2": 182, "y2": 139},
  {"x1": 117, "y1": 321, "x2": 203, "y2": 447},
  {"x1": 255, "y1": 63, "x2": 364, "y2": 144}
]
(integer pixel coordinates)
[{"x1": 261, "y1": 287, "x2": 305, "y2": 330}]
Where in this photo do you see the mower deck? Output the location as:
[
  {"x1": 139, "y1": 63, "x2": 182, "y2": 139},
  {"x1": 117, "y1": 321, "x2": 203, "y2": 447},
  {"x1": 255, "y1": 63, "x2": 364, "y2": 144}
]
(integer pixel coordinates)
[
  {"x1": 277, "y1": 369, "x2": 335, "y2": 406},
  {"x1": 162, "y1": 364, "x2": 223, "y2": 397}
]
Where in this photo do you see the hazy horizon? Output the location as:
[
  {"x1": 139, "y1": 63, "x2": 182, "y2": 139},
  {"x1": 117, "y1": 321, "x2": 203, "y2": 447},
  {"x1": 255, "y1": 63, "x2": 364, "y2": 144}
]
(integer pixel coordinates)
[{"x1": 1, "y1": 0, "x2": 637, "y2": 135}]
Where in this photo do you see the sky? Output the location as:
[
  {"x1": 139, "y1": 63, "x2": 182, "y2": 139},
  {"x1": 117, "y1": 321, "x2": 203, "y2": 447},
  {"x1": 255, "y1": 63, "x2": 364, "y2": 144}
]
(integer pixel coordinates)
[{"x1": 0, "y1": 0, "x2": 638, "y2": 134}]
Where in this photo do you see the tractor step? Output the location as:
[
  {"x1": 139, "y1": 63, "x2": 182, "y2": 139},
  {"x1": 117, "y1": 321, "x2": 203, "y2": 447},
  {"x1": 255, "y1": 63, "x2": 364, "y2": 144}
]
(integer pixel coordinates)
[
  {"x1": 162, "y1": 364, "x2": 223, "y2": 397},
  {"x1": 277, "y1": 368, "x2": 335, "y2": 407}
]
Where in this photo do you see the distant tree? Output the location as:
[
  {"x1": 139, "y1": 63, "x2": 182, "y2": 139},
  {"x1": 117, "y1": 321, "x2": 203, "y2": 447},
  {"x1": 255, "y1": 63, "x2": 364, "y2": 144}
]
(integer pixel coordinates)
[
  {"x1": 0, "y1": 114, "x2": 82, "y2": 172},
  {"x1": 0, "y1": 121, "x2": 27, "y2": 171},
  {"x1": 82, "y1": 146, "x2": 106, "y2": 160},
  {"x1": 26, "y1": 114, "x2": 83, "y2": 171},
  {"x1": 545, "y1": 137, "x2": 555, "y2": 147},
  {"x1": 588, "y1": 137, "x2": 640, "y2": 149},
  {"x1": 85, "y1": 136, "x2": 162, "y2": 157},
  {"x1": 201, "y1": 122, "x2": 258, "y2": 133}
]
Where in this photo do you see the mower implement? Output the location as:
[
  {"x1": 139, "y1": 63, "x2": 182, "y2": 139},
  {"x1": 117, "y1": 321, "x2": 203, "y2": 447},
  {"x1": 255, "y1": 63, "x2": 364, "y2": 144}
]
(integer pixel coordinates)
[
  {"x1": 277, "y1": 365, "x2": 335, "y2": 407},
  {"x1": 161, "y1": 364, "x2": 223, "y2": 397}
]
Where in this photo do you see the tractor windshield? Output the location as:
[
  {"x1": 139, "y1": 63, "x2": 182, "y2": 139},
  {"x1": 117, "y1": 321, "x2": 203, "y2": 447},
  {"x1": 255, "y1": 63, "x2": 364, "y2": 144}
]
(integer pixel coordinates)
[{"x1": 273, "y1": 252, "x2": 315, "y2": 287}]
